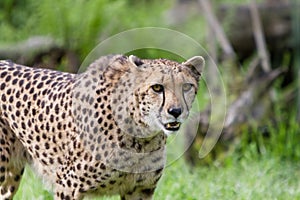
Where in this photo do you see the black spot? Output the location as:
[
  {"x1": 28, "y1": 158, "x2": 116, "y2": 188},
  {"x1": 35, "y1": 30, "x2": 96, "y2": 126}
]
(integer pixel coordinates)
[
  {"x1": 86, "y1": 180, "x2": 92, "y2": 185},
  {"x1": 33, "y1": 74, "x2": 40, "y2": 79},
  {"x1": 142, "y1": 188, "x2": 155, "y2": 195},
  {"x1": 5, "y1": 75, "x2": 11, "y2": 82},
  {"x1": 38, "y1": 114, "x2": 43, "y2": 122},
  {"x1": 1, "y1": 155, "x2": 7, "y2": 162},
  {"x1": 55, "y1": 104, "x2": 59, "y2": 115},
  {"x1": 77, "y1": 164, "x2": 81, "y2": 170},
  {"x1": 104, "y1": 151, "x2": 108, "y2": 157},
  {"x1": 57, "y1": 157, "x2": 63, "y2": 165},
  {"x1": 104, "y1": 130, "x2": 108, "y2": 135},
  {"x1": 23, "y1": 94, "x2": 28, "y2": 101},
  {"x1": 35, "y1": 126, "x2": 40, "y2": 134},
  {"x1": 21, "y1": 122, "x2": 26, "y2": 129},
  {"x1": 106, "y1": 114, "x2": 112, "y2": 120},
  {"x1": 9, "y1": 186, "x2": 15, "y2": 192},
  {"x1": 95, "y1": 154, "x2": 101, "y2": 161},
  {"x1": 84, "y1": 165, "x2": 88, "y2": 171},
  {"x1": 97, "y1": 117, "x2": 103, "y2": 124},
  {"x1": 2, "y1": 129, "x2": 8, "y2": 135},
  {"x1": 83, "y1": 153, "x2": 89, "y2": 161},
  {"x1": 6, "y1": 88, "x2": 11, "y2": 95},
  {"x1": 14, "y1": 175, "x2": 20, "y2": 182},
  {"x1": 51, "y1": 82, "x2": 58, "y2": 87},
  {"x1": 25, "y1": 82, "x2": 31, "y2": 90},
  {"x1": 97, "y1": 136, "x2": 102, "y2": 144},
  {"x1": 42, "y1": 133, "x2": 47, "y2": 140},
  {"x1": 15, "y1": 101, "x2": 21, "y2": 108},
  {"x1": 84, "y1": 116, "x2": 88, "y2": 123},
  {"x1": 45, "y1": 80, "x2": 51, "y2": 85},
  {"x1": 0, "y1": 83, "x2": 5, "y2": 90},
  {"x1": 0, "y1": 71, "x2": 7, "y2": 78},
  {"x1": 79, "y1": 177, "x2": 85, "y2": 182},
  {"x1": 37, "y1": 82, "x2": 44, "y2": 89},
  {"x1": 18, "y1": 79, "x2": 24, "y2": 87},
  {"x1": 100, "y1": 103, "x2": 105, "y2": 109},
  {"x1": 108, "y1": 124, "x2": 114, "y2": 130},
  {"x1": 90, "y1": 144, "x2": 95, "y2": 151},
  {"x1": 15, "y1": 91, "x2": 20, "y2": 98},
  {"x1": 8, "y1": 96, "x2": 13, "y2": 103},
  {"x1": 67, "y1": 180, "x2": 71, "y2": 187},
  {"x1": 103, "y1": 122, "x2": 108, "y2": 128},
  {"x1": 1, "y1": 95, "x2": 6, "y2": 102},
  {"x1": 41, "y1": 75, "x2": 48, "y2": 80},
  {"x1": 100, "y1": 163, "x2": 106, "y2": 170},
  {"x1": 79, "y1": 188, "x2": 86, "y2": 193},
  {"x1": 12, "y1": 78, "x2": 18, "y2": 85},
  {"x1": 45, "y1": 123, "x2": 50, "y2": 131},
  {"x1": 85, "y1": 80, "x2": 91, "y2": 87}
]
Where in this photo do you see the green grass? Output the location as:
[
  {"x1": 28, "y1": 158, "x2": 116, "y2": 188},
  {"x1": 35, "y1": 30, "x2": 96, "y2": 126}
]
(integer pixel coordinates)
[
  {"x1": 14, "y1": 148, "x2": 300, "y2": 200},
  {"x1": 156, "y1": 157, "x2": 300, "y2": 200}
]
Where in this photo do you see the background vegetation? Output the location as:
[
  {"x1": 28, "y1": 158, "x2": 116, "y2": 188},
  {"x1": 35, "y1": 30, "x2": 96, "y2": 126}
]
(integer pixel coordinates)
[{"x1": 1, "y1": 0, "x2": 300, "y2": 199}]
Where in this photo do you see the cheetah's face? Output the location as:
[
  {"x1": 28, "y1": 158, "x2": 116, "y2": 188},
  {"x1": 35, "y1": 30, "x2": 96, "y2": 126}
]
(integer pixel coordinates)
[{"x1": 125, "y1": 55, "x2": 205, "y2": 137}]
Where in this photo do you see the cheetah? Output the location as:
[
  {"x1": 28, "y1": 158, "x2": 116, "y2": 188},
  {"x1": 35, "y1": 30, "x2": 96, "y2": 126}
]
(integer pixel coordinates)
[{"x1": 0, "y1": 54, "x2": 204, "y2": 200}]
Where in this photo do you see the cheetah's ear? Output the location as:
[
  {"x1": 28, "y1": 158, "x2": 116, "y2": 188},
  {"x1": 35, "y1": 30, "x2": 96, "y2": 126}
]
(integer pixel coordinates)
[
  {"x1": 183, "y1": 56, "x2": 205, "y2": 75},
  {"x1": 129, "y1": 55, "x2": 144, "y2": 67}
]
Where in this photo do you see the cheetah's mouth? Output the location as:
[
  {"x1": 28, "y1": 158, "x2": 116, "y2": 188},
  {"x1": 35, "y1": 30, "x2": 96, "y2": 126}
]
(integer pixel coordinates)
[{"x1": 164, "y1": 122, "x2": 181, "y2": 131}]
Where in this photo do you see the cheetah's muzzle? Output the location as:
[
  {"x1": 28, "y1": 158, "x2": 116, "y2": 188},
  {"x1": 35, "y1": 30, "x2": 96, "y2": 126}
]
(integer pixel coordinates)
[{"x1": 164, "y1": 121, "x2": 181, "y2": 131}]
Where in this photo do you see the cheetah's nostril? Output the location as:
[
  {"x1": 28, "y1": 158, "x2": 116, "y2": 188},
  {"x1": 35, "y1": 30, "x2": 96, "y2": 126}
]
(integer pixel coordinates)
[{"x1": 167, "y1": 107, "x2": 182, "y2": 118}]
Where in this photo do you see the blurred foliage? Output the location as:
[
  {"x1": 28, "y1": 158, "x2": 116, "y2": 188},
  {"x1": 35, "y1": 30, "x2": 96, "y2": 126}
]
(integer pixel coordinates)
[{"x1": 0, "y1": 0, "x2": 172, "y2": 60}]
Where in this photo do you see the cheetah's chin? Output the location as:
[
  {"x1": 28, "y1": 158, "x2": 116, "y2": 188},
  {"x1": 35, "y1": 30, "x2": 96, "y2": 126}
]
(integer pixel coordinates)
[{"x1": 164, "y1": 122, "x2": 181, "y2": 131}]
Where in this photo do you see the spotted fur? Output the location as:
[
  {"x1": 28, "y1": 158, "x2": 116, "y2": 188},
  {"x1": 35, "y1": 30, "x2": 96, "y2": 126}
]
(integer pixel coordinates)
[{"x1": 0, "y1": 54, "x2": 204, "y2": 200}]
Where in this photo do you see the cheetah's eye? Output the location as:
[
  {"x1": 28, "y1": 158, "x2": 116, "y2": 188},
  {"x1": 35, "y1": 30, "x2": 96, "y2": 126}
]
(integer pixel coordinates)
[
  {"x1": 151, "y1": 84, "x2": 164, "y2": 93},
  {"x1": 182, "y1": 83, "x2": 193, "y2": 92}
]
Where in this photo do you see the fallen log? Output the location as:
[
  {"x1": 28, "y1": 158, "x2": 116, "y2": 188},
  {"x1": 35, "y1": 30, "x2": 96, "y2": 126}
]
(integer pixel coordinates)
[{"x1": 0, "y1": 36, "x2": 80, "y2": 73}]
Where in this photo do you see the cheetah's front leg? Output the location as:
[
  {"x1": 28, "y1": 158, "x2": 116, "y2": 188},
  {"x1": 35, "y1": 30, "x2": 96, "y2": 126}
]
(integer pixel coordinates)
[
  {"x1": 0, "y1": 124, "x2": 26, "y2": 200},
  {"x1": 0, "y1": 166, "x2": 24, "y2": 200}
]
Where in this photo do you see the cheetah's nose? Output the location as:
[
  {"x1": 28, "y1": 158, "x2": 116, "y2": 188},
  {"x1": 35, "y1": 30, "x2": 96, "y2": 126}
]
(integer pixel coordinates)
[{"x1": 168, "y1": 107, "x2": 182, "y2": 118}]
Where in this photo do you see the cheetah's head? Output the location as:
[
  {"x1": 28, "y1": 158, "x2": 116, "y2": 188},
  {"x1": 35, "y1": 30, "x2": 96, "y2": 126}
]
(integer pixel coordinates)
[{"x1": 111, "y1": 55, "x2": 204, "y2": 138}]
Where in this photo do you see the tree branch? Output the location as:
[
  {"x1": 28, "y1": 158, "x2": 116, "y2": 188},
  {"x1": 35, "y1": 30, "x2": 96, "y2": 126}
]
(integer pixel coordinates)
[
  {"x1": 198, "y1": 0, "x2": 235, "y2": 60},
  {"x1": 249, "y1": 0, "x2": 271, "y2": 72}
]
